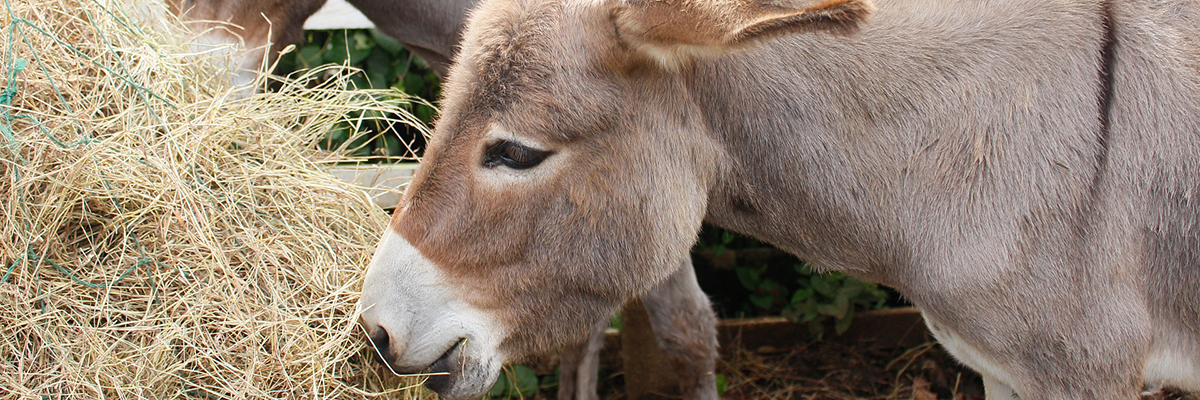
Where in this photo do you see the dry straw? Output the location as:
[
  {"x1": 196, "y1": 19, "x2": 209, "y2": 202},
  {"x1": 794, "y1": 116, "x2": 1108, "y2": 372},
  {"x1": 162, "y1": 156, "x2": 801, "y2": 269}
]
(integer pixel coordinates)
[{"x1": 0, "y1": 0, "x2": 431, "y2": 398}]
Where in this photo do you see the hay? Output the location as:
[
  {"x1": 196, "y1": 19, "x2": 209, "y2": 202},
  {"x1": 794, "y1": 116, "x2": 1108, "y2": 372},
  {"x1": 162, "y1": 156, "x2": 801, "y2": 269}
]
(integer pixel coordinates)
[{"x1": 0, "y1": 0, "x2": 429, "y2": 397}]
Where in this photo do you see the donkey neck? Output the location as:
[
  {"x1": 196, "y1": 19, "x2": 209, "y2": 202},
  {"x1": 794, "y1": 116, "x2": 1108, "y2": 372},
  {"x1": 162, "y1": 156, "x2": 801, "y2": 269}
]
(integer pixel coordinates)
[
  {"x1": 345, "y1": 0, "x2": 477, "y2": 73},
  {"x1": 689, "y1": 0, "x2": 1108, "y2": 288}
]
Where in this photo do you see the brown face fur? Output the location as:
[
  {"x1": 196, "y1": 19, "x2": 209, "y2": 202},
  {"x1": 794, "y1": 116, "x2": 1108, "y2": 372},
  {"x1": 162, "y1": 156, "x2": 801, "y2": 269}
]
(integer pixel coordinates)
[
  {"x1": 392, "y1": 0, "x2": 707, "y2": 358},
  {"x1": 388, "y1": 0, "x2": 868, "y2": 359}
]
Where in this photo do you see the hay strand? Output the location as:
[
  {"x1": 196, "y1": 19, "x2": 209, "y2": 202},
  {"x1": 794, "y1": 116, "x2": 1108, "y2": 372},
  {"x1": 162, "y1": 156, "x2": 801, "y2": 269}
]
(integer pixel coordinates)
[{"x1": 0, "y1": 0, "x2": 429, "y2": 398}]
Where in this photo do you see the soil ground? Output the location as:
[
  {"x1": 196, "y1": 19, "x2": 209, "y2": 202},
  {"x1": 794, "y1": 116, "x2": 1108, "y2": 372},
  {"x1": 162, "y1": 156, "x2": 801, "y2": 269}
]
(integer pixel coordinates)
[{"x1": 587, "y1": 339, "x2": 1195, "y2": 400}]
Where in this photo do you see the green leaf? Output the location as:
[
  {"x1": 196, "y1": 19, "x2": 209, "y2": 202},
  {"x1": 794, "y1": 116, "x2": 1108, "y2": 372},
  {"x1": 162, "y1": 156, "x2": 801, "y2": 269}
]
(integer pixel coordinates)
[
  {"x1": 715, "y1": 373, "x2": 728, "y2": 396},
  {"x1": 403, "y1": 73, "x2": 426, "y2": 94},
  {"x1": 829, "y1": 293, "x2": 851, "y2": 318},
  {"x1": 351, "y1": 31, "x2": 375, "y2": 51},
  {"x1": 539, "y1": 371, "x2": 559, "y2": 391},
  {"x1": 365, "y1": 50, "x2": 392, "y2": 88},
  {"x1": 711, "y1": 244, "x2": 726, "y2": 256},
  {"x1": 837, "y1": 282, "x2": 864, "y2": 300},
  {"x1": 412, "y1": 55, "x2": 430, "y2": 70},
  {"x1": 374, "y1": 133, "x2": 403, "y2": 157},
  {"x1": 758, "y1": 279, "x2": 783, "y2": 293},
  {"x1": 367, "y1": 72, "x2": 389, "y2": 90},
  {"x1": 781, "y1": 307, "x2": 799, "y2": 321},
  {"x1": 323, "y1": 30, "x2": 372, "y2": 65},
  {"x1": 347, "y1": 44, "x2": 372, "y2": 65},
  {"x1": 834, "y1": 311, "x2": 855, "y2": 334},
  {"x1": 414, "y1": 103, "x2": 437, "y2": 124},
  {"x1": 800, "y1": 307, "x2": 819, "y2": 323},
  {"x1": 348, "y1": 75, "x2": 370, "y2": 90},
  {"x1": 319, "y1": 123, "x2": 350, "y2": 150},
  {"x1": 296, "y1": 43, "x2": 324, "y2": 68},
  {"x1": 424, "y1": 71, "x2": 441, "y2": 87},
  {"x1": 815, "y1": 303, "x2": 838, "y2": 317},
  {"x1": 390, "y1": 58, "x2": 414, "y2": 83},
  {"x1": 790, "y1": 288, "x2": 813, "y2": 305},
  {"x1": 810, "y1": 275, "x2": 837, "y2": 298},
  {"x1": 511, "y1": 365, "x2": 539, "y2": 397},
  {"x1": 735, "y1": 267, "x2": 762, "y2": 290},
  {"x1": 794, "y1": 263, "x2": 813, "y2": 276},
  {"x1": 370, "y1": 29, "x2": 406, "y2": 55},
  {"x1": 487, "y1": 374, "x2": 508, "y2": 398},
  {"x1": 344, "y1": 131, "x2": 373, "y2": 158},
  {"x1": 327, "y1": 31, "x2": 350, "y2": 64},
  {"x1": 816, "y1": 293, "x2": 850, "y2": 318},
  {"x1": 749, "y1": 293, "x2": 774, "y2": 310}
]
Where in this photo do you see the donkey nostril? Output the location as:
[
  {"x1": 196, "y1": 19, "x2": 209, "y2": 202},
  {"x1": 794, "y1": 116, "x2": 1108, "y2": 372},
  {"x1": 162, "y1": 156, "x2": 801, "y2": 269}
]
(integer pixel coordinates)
[{"x1": 367, "y1": 327, "x2": 391, "y2": 363}]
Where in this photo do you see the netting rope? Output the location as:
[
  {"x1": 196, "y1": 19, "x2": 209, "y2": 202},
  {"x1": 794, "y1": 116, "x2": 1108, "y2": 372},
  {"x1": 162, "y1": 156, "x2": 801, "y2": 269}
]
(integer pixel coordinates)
[{"x1": 1, "y1": 0, "x2": 173, "y2": 289}]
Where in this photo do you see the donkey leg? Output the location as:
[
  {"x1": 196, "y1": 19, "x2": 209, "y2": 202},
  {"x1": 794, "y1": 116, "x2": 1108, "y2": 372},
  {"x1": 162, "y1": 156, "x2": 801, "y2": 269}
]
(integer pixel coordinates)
[
  {"x1": 557, "y1": 319, "x2": 607, "y2": 400},
  {"x1": 641, "y1": 258, "x2": 720, "y2": 400}
]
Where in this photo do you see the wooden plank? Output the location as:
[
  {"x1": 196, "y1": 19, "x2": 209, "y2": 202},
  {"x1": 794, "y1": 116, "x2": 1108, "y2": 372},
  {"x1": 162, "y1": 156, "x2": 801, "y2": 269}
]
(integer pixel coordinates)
[
  {"x1": 600, "y1": 307, "x2": 929, "y2": 367},
  {"x1": 329, "y1": 163, "x2": 417, "y2": 209},
  {"x1": 303, "y1": 0, "x2": 375, "y2": 30},
  {"x1": 716, "y1": 307, "x2": 929, "y2": 355}
]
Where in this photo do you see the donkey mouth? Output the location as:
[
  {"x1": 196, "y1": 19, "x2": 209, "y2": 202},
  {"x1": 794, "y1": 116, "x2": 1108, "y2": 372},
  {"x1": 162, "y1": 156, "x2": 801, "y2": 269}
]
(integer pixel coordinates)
[{"x1": 423, "y1": 338, "x2": 465, "y2": 394}]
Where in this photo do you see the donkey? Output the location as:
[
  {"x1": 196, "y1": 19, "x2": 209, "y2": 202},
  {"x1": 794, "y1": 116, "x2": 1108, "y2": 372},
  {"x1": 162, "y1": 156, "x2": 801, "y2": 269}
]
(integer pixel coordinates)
[
  {"x1": 356, "y1": 0, "x2": 1200, "y2": 398},
  {"x1": 166, "y1": 0, "x2": 326, "y2": 87},
  {"x1": 167, "y1": 0, "x2": 474, "y2": 83},
  {"x1": 168, "y1": 1, "x2": 721, "y2": 398}
]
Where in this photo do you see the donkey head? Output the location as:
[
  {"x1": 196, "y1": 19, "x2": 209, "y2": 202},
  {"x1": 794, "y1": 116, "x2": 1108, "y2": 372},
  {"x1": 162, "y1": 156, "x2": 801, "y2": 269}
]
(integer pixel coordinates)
[
  {"x1": 168, "y1": 0, "x2": 326, "y2": 88},
  {"x1": 357, "y1": 0, "x2": 871, "y2": 398}
]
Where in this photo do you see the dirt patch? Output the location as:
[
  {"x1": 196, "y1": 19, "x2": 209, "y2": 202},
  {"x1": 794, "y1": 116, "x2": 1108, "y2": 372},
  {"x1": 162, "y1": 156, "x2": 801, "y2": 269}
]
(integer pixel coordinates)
[
  {"x1": 714, "y1": 340, "x2": 1194, "y2": 400},
  {"x1": 717, "y1": 340, "x2": 982, "y2": 400},
  {"x1": 592, "y1": 338, "x2": 1195, "y2": 400}
]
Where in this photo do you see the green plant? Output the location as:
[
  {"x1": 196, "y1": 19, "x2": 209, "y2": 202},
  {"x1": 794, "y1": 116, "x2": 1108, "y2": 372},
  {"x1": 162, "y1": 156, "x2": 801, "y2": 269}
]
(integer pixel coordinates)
[
  {"x1": 735, "y1": 265, "x2": 789, "y2": 311},
  {"x1": 702, "y1": 230, "x2": 737, "y2": 255},
  {"x1": 485, "y1": 364, "x2": 574, "y2": 399},
  {"x1": 697, "y1": 226, "x2": 760, "y2": 256},
  {"x1": 487, "y1": 365, "x2": 540, "y2": 399},
  {"x1": 781, "y1": 263, "x2": 889, "y2": 338},
  {"x1": 715, "y1": 373, "x2": 729, "y2": 397},
  {"x1": 277, "y1": 29, "x2": 442, "y2": 161},
  {"x1": 698, "y1": 225, "x2": 892, "y2": 336}
]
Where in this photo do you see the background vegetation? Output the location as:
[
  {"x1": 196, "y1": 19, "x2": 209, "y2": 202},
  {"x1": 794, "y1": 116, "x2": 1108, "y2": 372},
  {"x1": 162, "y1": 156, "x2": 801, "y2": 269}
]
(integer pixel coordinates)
[{"x1": 276, "y1": 29, "x2": 438, "y2": 161}]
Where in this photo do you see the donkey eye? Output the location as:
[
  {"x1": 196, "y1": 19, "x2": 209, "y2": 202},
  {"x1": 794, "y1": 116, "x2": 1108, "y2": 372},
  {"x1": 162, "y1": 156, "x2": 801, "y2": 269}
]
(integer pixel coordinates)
[{"x1": 483, "y1": 141, "x2": 551, "y2": 170}]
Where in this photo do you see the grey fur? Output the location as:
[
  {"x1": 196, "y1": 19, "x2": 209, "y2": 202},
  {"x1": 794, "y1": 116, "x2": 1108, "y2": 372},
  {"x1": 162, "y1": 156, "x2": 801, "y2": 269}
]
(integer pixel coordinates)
[{"x1": 394, "y1": 0, "x2": 1200, "y2": 397}]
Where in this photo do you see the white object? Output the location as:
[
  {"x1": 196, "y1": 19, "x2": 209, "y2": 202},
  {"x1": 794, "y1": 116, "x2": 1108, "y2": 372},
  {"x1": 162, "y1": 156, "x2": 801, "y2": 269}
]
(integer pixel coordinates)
[
  {"x1": 303, "y1": 0, "x2": 375, "y2": 30},
  {"x1": 329, "y1": 163, "x2": 417, "y2": 209}
]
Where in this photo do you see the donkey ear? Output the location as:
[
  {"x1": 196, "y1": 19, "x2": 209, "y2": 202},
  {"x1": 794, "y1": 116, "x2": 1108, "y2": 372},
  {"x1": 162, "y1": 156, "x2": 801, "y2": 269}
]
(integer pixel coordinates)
[{"x1": 613, "y1": 0, "x2": 873, "y2": 63}]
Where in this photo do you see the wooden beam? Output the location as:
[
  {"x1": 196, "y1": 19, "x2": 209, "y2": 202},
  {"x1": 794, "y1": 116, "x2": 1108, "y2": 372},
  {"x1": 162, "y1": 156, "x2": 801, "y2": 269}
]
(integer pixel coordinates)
[{"x1": 715, "y1": 307, "x2": 929, "y2": 354}]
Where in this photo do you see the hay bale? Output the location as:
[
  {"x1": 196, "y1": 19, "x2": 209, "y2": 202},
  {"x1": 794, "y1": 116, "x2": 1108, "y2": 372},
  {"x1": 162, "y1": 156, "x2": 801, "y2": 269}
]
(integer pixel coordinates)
[{"x1": 0, "y1": 0, "x2": 427, "y2": 398}]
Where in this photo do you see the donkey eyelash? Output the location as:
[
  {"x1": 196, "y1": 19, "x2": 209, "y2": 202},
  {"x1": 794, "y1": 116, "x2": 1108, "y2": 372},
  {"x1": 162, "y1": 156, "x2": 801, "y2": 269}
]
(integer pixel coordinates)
[{"x1": 482, "y1": 140, "x2": 552, "y2": 170}]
